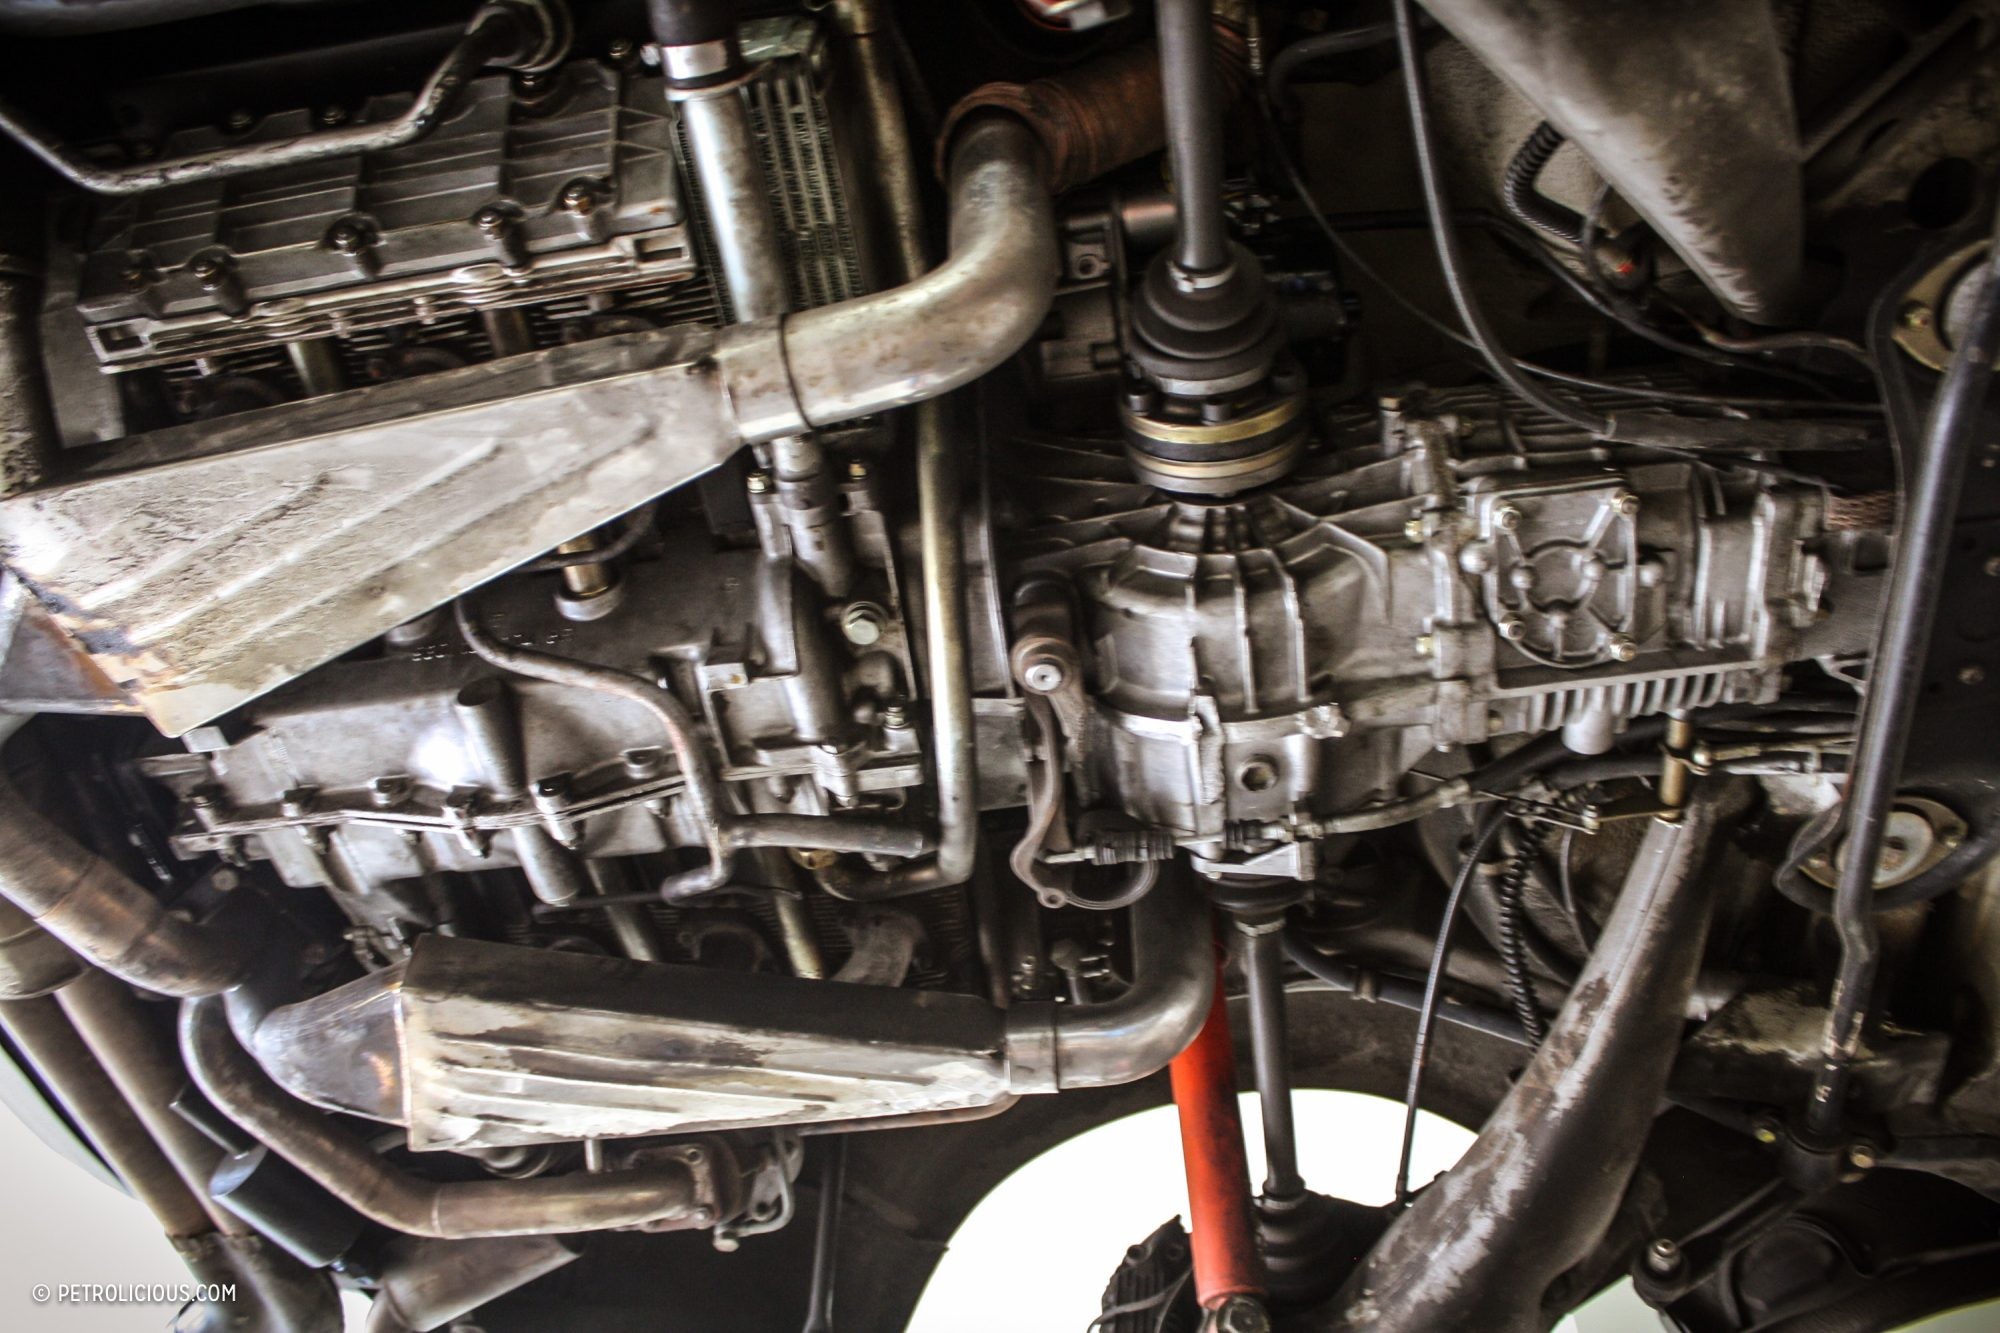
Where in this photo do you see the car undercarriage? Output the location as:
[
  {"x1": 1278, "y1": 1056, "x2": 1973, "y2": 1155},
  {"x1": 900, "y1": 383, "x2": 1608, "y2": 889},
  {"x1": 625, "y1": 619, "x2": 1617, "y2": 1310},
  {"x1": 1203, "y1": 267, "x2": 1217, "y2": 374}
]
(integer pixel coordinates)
[{"x1": 0, "y1": 0, "x2": 1997, "y2": 1329}]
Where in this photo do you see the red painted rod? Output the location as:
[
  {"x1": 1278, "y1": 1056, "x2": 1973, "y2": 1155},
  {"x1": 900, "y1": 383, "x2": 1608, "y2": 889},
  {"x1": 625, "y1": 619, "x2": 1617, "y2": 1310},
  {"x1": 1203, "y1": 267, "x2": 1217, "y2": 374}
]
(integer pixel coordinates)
[{"x1": 1169, "y1": 957, "x2": 1264, "y2": 1309}]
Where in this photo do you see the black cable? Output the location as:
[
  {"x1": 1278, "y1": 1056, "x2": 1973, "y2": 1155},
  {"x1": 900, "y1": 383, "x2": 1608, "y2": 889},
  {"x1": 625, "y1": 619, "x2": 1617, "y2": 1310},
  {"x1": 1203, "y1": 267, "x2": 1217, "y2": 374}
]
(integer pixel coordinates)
[
  {"x1": 1394, "y1": 806, "x2": 1507, "y2": 1203},
  {"x1": 801, "y1": 1136, "x2": 846, "y2": 1333},
  {"x1": 1491, "y1": 817, "x2": 1549, "y2": 1045},
  {"x1": 1390, "y1": 0, "x2": 1612, "y2": 437},
  {"x1": 1501, "y1": 122, "x2": 1584, "y2": 248}
]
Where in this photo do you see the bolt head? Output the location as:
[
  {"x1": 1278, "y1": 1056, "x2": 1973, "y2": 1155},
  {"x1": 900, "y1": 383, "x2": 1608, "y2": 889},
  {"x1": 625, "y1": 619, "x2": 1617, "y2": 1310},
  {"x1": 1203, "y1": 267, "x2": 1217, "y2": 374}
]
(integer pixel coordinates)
[
  {"x1": 472, "y1": 205, "x2": 511, "y2": 235},
  {"x1": 607, "y1": 37, "x2": 637, "y2": 60},
  {"x1": 1959, "y1": 663, "x2": 1988, "y2": 686},
  {"x1": 1493, "y1": 504, "x2": 1523, "y2": 533},
  {"x1": 1022, "y1": 660, "x2": 1066, "y2": 692},
  {"x1": 1497, "y1": 615, "x2": 1527, "y2": 642},
  {"x1": 880, "y1": 702, "x2": 910, "y2": 729},
  {"x1": 1608, "y1": 635, "x2": 1639, "y2": 662},
  {"x1": 1404, "y1": 516, "x2": 1426, "y2": 543},
  {"x1": 325, "y1": 220, "x2": 372, "y2": 255},
  {"x1": 121, "y1": 265, "x2": 151, "y2": 293},
  {"x1": 1414, "y1": 633, "x2": 1436, "y2": 658},
  {"x1": 224, "y1": 109, "x2": 254, "y2": 132},
  {"x1": 1847, "y1": 1143, "x2": 1879, "y2": 1172},
  {"x1": 745, "y1": 470, "x2": 772, "y2": 495},
  {"x1": 846, "y1": 458, "x2": 870, "y2": 482},
  {"x1": 317, "y1": 105, "x2": 348, "y2": 127},
  {"x1": 188, "y1": 255, "x2": 225, "y2": 283},
  {"x1": 1900, "y1": 301, "x2": 1934, "y2": 330},
  {"x1": 560, "y1": 182, "x2": 598, "y2": 215},
  {"x1": 1611, "y1": 490, "x2": 1640, "y2": 517},
  {"x1": 841, "y1": 603, "x2": 887, "y2": 646},
  {"x1": 1645, "y1": 1238, "x2": 1681, "y2": 1274}
]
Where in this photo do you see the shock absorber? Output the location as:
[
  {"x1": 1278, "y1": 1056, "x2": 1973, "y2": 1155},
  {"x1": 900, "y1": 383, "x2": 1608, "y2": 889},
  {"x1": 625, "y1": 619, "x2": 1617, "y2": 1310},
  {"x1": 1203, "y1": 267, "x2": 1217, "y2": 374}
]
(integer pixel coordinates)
[{"x1": 1168, "y1": 952, "x2": 1268, "y2": 1326}]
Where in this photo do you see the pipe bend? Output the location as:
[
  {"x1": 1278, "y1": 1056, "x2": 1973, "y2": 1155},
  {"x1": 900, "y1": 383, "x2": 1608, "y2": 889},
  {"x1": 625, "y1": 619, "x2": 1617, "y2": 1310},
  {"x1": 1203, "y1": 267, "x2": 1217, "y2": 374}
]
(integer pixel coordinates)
[
  {"x1": 1015, "y1": 873, "x2": 1214, "y2": 1092},
  {"x1": 775, "y1": 116, "x2": 1058, "y2": 431},
  {"x1": 0, "y1": 772, "x2": 246, "y2": 997},
  {"x1": 180, "y1": 997, "x2": 713, "y2": 1239}
]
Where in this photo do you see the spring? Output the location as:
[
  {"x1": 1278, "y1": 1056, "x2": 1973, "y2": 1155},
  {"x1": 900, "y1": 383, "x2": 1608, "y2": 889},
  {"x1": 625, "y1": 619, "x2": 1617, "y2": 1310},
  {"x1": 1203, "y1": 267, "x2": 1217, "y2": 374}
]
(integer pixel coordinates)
[{"x1": 1493, "y1": 818, "x2": 1550, "y2": 1046}]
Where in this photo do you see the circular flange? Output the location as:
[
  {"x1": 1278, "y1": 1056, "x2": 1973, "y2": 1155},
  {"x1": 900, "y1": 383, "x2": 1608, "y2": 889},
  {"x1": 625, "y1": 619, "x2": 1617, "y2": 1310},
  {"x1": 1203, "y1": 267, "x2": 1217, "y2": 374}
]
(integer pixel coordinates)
[{"x1": 1120, "y1": 392, "x2": 1307, "y2": 496}]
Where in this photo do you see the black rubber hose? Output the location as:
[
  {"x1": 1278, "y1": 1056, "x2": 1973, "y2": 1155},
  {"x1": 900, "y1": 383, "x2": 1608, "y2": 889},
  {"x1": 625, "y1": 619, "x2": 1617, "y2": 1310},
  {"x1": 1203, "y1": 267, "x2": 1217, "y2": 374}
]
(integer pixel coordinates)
[{"x1": 1501, "y1": 122, "x2": 1584, "y2": 247}]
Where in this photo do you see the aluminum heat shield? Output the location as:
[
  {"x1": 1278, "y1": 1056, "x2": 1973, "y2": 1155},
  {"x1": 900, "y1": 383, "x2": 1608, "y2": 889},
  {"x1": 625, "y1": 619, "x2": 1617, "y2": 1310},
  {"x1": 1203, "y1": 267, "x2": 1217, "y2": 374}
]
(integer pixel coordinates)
[
  {"x1": 0, "y1": 326, "x2": 746, "y2": 736},
  {"x1": 255, "y1": 934, "x2": 1015, "y2": 1151}
]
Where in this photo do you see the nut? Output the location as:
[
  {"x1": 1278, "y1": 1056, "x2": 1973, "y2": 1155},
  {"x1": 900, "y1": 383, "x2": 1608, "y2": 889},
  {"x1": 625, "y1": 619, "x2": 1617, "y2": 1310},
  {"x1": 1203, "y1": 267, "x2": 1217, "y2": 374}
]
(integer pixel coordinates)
[
  {"x1": 1607, "y1": 635, "x2": 1639, "y2": 662},
  {"x1": 471, "y1": 205, "x2": 512, "y2": 235},
  {"x1": 1610, "y1": 489, "x2": 1640, "y2": 517},
  {"x1": 1022, "y1": 660, "x2": 1067, "y2": 693},
  {"x1": 1644, "y1": 1237, "x2": 1682, "y2": 1275},
  {"x1": 559, "y1": 181, "x2": 600, "y2": 216},
  {"x1": 1492, "y1": 503, "x2": 1523, "y2": 533},
  {"x1": 1497, "y1": 615, "x2": 1527, "y2": 642},
  {"x1": 745, "y1": 470, "x2": 772, "y2": 495}
]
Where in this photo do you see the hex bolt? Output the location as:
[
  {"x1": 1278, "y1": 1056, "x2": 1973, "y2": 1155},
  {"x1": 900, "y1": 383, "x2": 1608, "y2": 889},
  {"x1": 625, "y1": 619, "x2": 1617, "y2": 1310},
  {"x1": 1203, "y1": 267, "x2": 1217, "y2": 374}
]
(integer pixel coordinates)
[
  {"x1": 559, "y1": 181, "x2": 599, "y2": 216},
  {"x1": 1959, "y1": 663, "x2": 1988, "y2": 686},
  {"x1": 846, "y1": 457, "x2": 870, "y2": 482},
  {"x1": 745, "y1": 470, "x2": 772, "y2": 495},
  {"x1": 317, "y1": 105, "x2": 349, "y2": 127},
  {"x1": 1611, "y1": 489, "x2": 1641, "y2": 517},
  {"x1": 1608, "y1": 635, "x2": 1639, "y2": 662},
  {"x1": 1414, "y1": 633, "x2": 1436, "y2": 658},
  {"x1": 188, "y1": 255, "x2": 228, "y2": 290},
  {"x1": 472, "y1": 205, "x2": 511, "y2": 236},
  {"x1": 1022, "y1": 660, "x2": 1067, "y2": 693},
  {"x1": 1493, "y1": 503, "x2": 1523, "y2": 533},
  {"x1": 325, "y1": 219, "x2": 371, "y2": 255},
  {"x1": 880, "y1": 702, "x2": 910, "y2": 729},
  {"x1": 1752, "y1": 1115, "x2": 1782, "y2": 1146},
  {"x1": 1404, "y1": 516, "x2": 1426, "y2": 543},
  {"x1": 840, "y1": 602, "x2": 887, "y2": 647},
  {"x1": 121, "y1": 264, "x2": 153, "y2": 294},
  {"x1": 224, "y1": 108, "x2": 254, "y2": 132},
  {"x1": 1847, "y1": 1142, "x2": 1879, "y2": 1173},
  {"x1": 607, "y1": 37, "x2": 637, "y2": 62},
  {"x1": 1497, "y1": 615, "x2": 1527, "y2": 642},
  {"x1": 1644, "y1": 1237, "x2": 1682, "y2": 1275}
]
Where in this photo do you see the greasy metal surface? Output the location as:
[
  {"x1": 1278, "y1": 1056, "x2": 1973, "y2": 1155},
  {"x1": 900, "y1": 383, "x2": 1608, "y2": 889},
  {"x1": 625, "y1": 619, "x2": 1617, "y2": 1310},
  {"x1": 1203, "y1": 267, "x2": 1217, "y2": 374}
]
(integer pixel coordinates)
[
  {"x1": 1004, "y1": 388, "x2": 1876, "y2": 860},
  {"x1": 3, "y1": 122, "x2": 1056, "y2": 736},
  {"x1": 297, "y1": 934, "x2": 1013, "y2": 1150},
  {"x1": 0, "y1": 325, "x2": 738, "y2": 736},
  {"x1": 1313, "y1": 799, "x2": 1722, "y2": 1332},
  {"x1": 64, "y1": 61, "x2": 692, "y2": 372},
  {"x1": 249, "y1": 880, "x2": 1207, "y2": 1148},
  {"x1": 1418, "y1": 0, "x2": 1804, "y2": 324}
]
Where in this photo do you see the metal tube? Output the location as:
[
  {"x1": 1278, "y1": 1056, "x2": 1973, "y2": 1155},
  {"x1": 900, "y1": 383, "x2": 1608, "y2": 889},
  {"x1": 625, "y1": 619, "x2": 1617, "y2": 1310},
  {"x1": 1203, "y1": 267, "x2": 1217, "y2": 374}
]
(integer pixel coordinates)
[
  {"x1": 1240, "y1": 919, "x2": 1303, "y2": 1201},
  {"x1": 1170, "y1": 958, "x2": 1264, "y2": 1310},
  {"x1": 800, "y1": 1137, "x2": 846, "y2": 1333},
  {"x1": 770, "y1": 116, "x2": 1056, "y2": 432},
  {"x1": 680, "y1": 89, "x2": 791, "y2": 325},
  {"x1": 0, "y1": 1, "x2": 559, "y2": 196},
  {"x1": 583, "y1": 861, "x2": 665, "y2": 963},
  {"x1": 0, "y1": 995, "x2": 214, "y2": 1237},
  {"x1": 0, "y1": 267, "x2": 54, "y2": 498},
  {"x1": 0, "y1": 765, "x2": 247, "y2": 997},
  {"x1": 1317, "y1": 797, "x2": 1722, "y2": 1332},
  {"x1": 1156, "y1": 0, "x2": 1230, "y2": 276},
  {"x1": 1808, "y1": 212, "x2": 2000, "y2": 1136},
  {"x1": 1011, "y1": 873, "x2": 1213, "y2": 1090},
  {"x1": 0, "y1": 895, "x2": 80, "y2": 998},
  {"x1": 180, "y1": 997, "x2": 716, "y2": 1239},
  {"x1": 57, "y1": 968, "x2": 245, "y2": 1235},
  {"x1": 452, "y1": 677, "x2": 590, "y2": 907},
  {"x1": 828, "y1": 401, "x2": 978, "y2": 901},
  {"x1": 364, "y1": 1235, "x2": 579, "y2": 1333}
]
